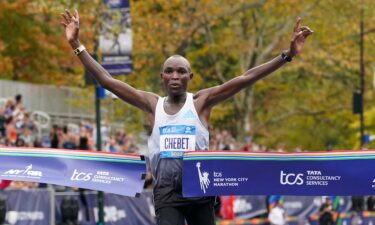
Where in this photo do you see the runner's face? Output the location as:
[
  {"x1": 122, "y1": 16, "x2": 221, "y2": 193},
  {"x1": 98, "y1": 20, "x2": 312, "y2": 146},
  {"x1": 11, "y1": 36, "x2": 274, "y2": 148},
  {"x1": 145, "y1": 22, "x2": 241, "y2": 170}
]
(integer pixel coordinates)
[{"x1": 161, "y1": 57, "x2": 192, "y2": 96}]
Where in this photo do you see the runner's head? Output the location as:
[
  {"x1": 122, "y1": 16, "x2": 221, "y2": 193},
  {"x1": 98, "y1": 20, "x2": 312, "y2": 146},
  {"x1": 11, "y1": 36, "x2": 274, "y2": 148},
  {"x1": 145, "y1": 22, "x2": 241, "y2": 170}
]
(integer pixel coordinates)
[{"x1": 161, "y1": 55, "x2": 193, "y2": 96}]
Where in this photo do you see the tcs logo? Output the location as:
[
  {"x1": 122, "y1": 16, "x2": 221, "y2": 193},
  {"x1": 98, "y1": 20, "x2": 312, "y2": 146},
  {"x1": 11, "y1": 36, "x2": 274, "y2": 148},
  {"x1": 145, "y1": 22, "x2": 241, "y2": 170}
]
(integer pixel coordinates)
[
  {"x1": 70, "y1": 169, "x2": 93, "y2": 181},
  {"x1": 280, "y1": 171, "x2": 304, "y2": 185}
]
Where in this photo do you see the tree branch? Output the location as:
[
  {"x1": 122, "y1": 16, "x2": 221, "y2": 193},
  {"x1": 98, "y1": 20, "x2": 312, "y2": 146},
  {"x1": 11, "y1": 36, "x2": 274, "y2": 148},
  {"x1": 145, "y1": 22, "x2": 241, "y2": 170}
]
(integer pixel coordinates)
[
  {"x1": 254, "y1": 105, "x2": 349, "y2": 131},
  {"x1": 255, "y1": 0, "x2": 320, "y2": 65}
]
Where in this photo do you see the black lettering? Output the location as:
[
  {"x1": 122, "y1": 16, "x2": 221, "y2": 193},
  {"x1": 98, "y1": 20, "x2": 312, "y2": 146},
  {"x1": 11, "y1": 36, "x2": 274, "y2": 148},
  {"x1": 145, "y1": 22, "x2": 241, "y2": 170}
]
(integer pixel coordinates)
[
  {"x1": 183, "y1": 138, "x2": 189, "y2": 149},
  {"x1": 165, "y1": 138, "x2": 169, "y2": 149},
  {"x1": 177, "y1": 138, "x2": 181, "y2": 149}
]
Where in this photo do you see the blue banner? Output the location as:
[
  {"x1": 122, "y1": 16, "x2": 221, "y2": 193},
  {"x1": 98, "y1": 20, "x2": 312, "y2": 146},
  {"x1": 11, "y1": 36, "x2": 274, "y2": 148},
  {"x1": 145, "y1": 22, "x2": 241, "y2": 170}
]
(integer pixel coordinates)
[
  {"x1": 234, "y1": 196, "x2": 267, "y2": 219},
  {"x1": 100, "y1": 0, "x2": 132, "y2": 75},
  {"x1": 282, "y1": 196, "x2": 319, "y2": 217},
  {"x1": 1, "y1": 189, "x2": 50, "y2": 225},
  {"x1": 0, "y1": 189, "x2": 155, "y2": 225},
  {"x1": 182, "y1": 151, "x2": 375, "y2": 197},
  {"x1": 55, "y1": 191, "x2": 155, "y2": 225},
  {"x1": 0, "y1": 147, "x2": 146, "y2": 197}
]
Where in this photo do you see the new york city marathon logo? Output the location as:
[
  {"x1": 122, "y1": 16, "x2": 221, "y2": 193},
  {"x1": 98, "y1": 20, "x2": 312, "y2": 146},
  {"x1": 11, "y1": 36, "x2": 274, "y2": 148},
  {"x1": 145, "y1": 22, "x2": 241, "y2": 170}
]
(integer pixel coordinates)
[
  {"x1": 196, "y1": 162, "x2": 210, "y2": 193},
  {"x1": 2, "y1": 164, "x2": 43, "y2": 179}
]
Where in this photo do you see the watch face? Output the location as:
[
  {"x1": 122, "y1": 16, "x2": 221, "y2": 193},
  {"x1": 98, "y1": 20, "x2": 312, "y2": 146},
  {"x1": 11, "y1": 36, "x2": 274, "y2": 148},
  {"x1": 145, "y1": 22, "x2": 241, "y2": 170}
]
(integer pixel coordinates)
[
  {"x1": 282, "y1": 52, "x2": 292, "y2": 62},
  {"x1": 74, "y1": 46, "x2": 85, "y2": 55}
]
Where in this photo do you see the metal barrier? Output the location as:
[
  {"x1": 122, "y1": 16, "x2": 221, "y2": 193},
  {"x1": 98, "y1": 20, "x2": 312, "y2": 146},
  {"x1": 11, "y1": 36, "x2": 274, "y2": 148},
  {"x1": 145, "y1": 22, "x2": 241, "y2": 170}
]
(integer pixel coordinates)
[
  {"x1": 0, "y1": 80, "x2": 94, "y2": 126},
  {"x1": 0, "y1": 188, "x2": 155, "y2": 225}
]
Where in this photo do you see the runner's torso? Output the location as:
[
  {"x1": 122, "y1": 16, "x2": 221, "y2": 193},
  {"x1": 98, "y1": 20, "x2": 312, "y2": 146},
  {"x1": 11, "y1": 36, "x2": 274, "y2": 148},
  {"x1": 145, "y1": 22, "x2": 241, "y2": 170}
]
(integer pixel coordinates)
[{"x1": 147, "y1": 93, "x2": 213, "y2": 210}]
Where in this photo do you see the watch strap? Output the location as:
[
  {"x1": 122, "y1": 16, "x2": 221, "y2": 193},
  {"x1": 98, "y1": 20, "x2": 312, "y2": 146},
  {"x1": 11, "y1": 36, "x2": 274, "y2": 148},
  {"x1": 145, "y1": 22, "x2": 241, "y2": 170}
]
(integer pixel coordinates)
[
  {"x1": 73, "y1": 45, "x2": 86, "y2": 55},
  {"x1": 281, "y1": 51, "x2": 293, "y2": 62}
]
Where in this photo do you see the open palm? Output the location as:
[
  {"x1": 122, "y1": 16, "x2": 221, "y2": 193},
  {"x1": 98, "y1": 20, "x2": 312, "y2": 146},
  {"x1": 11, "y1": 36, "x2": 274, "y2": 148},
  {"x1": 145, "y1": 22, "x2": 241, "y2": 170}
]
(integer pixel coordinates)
[{"x1": 61, "y1": 9, "x2": 80, "y2": 44}]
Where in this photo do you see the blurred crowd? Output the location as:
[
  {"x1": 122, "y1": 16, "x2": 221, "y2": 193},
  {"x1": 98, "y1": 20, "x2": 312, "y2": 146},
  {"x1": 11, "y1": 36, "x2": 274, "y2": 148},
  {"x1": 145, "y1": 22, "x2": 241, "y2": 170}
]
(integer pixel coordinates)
[
  {"x1": 0, "y1": 94, "x2": 35, "y2": 148},
  {"x1": 0, "y1": 94, "x2": 140, "y2": 152},
  {"x1": 218, "y1": 196, "x2": 375, "y2": 224},
  {"x1": 209, "y1": 128, "x2": 294, "y2": 153},
  {"x1": 0, "y1": 94, "x2": 300, "y2": 156}
]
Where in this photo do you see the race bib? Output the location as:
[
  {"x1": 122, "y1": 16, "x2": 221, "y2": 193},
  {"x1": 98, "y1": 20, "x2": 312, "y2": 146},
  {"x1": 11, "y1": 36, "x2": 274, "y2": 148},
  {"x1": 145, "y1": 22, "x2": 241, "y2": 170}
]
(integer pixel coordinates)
[{"x1": 159, "y1": 125, "x2": 196, "y2": 158}]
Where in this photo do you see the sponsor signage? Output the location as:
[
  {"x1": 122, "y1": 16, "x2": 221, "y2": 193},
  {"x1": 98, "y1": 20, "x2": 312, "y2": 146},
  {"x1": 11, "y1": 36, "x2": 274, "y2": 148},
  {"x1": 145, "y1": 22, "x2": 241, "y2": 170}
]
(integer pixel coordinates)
[
  {"x1": 2, "y1": 164, "x2": 42, "y2": 179},
  {"x1": 0, "y1": 147, "x2": 146, "y2": 197},
  {"x1": 1, "y1": 189, "x2": 156, "y2": 225},
  {"x1": 100, "y1": 0, "x2": 133, "y2": 75},
  {"x1": 4, "y1": 189, "x2": 50, "y2": 225},
  {"x1": 182, "y1": 151, "x2": 375, "y2": 197}
]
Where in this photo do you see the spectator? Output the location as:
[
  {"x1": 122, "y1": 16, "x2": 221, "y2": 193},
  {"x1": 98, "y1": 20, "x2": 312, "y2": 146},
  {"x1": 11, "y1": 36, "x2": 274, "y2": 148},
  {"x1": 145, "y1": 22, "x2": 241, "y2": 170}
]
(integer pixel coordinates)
[
  {"x1": 5, "y1": 117, "x2": 17, "y2": 146},
  {"x1": 12, "y1": 95, "x2": 26, "y2": 130},
  {"x1": 22, "y1": 113, "x2": 36, "y2": 132},
  {"x1": 367, "y1": 196, "x2": 375, "y2": 211},
  {"x1": 0, "y1": 137, "x2": 5, "y2": 146},
  {"x1": 218, "y1": 130, "x2": 234, "y2": 150},
  {"x1": 50, "y1": 124, "x2": 62, "y2": 148},
  {"x1": 0, "y1": 108, "x2": 5, "y2": 138},
  {"x1": 105, "y1": 137, "x2": 120, "y2": 153},
  {"x1": 123, "y1": 133, "x2": 139, "y2": 153},
  {"x1": 351, "y1": 212, "x2": 362, "y2": 225},
  {"x1": 268, "y1": 201, "x2": 287, "y2": 225},
  {"x1": 219, "y1": 196, "x2": 235, "y2": 220},
  {"x1": 241, "y1": 140, "x2": 253, "y2": 151},
  {"x1": 276, "y1": 144, "x2": 286, "y2": 152},
  {"x1": 351, "y1": 196, "x2": 365, "y2": 212},
  {"x1": 208, "y1": 128, "x2": 218, "y2": 149},
  {"x1": 78, "y1": 126, "x2": 91, "y2": 150},
  {"x1": 14, "y1": 94, "x2": 24, "y2": 110},
  {"x1": 4, "y1": 98, "x2": 14, "y2": 119},
  {"x1": 15, "y1": 138, "x2": 26, "y2": 147},
  {"x1": 209, "y1": 136, "x2": 219, "y2": 150},
  {"x1": 319, "y1": 197, "x2": 335, "y2": 225},
  {"x1": 19, "y1": 127, "x2": 35, "y2": 147},
  {"x1": 115, "y1": 131, "x2": 126, "y2": 146},
  {"x1": 59, "y1": 197, "x2": 80, "y2": 225},
  {"x1": 61, "y1": 126, "x2": 77, "y2": 150}
]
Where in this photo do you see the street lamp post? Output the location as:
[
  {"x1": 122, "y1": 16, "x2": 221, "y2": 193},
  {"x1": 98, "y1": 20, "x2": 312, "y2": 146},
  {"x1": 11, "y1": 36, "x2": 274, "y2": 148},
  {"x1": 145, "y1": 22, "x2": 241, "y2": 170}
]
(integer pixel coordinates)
[
  {"x1": 95, "y1": 85, "x2": 105, "y2": 225},
  {"x1": 359, "y1": 1, "x2": 365, "y2": 148}
]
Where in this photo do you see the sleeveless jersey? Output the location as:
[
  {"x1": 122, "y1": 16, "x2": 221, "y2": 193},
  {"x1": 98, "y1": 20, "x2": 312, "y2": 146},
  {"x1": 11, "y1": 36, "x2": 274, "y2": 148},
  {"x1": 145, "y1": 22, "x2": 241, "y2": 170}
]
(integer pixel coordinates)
[{"x1": 148, "y1": 93, "x2": 213, "y2": 210}]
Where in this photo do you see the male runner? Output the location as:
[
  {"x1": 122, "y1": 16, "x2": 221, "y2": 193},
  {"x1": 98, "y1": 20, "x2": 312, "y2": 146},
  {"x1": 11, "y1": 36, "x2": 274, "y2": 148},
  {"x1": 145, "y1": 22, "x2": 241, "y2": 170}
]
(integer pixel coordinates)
[{"x1": 61, "y1": 9, "x2": 312, "y2": 225}]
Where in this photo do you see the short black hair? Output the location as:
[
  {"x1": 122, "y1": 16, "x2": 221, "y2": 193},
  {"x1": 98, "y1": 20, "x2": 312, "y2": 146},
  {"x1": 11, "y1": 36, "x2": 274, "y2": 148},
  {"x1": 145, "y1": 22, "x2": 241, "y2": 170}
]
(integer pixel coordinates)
[
  {"x1": 15, "y1": 94, "x2": 22, "y2": 102},
  {"x1": 162, "y1": 55, "x2": 192, "y2": 74}
]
